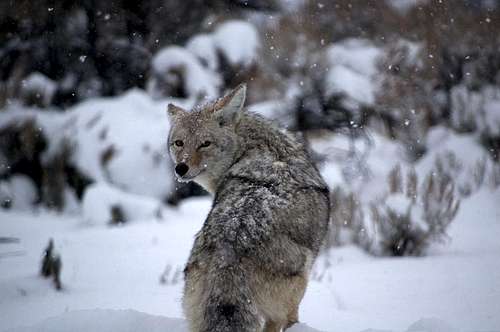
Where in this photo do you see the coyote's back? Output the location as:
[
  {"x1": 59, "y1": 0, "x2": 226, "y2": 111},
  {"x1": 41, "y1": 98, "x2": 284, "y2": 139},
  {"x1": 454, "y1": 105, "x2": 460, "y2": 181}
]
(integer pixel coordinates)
[{"x1": 167, "y1": 84, "x2": 329, "y2": 332}]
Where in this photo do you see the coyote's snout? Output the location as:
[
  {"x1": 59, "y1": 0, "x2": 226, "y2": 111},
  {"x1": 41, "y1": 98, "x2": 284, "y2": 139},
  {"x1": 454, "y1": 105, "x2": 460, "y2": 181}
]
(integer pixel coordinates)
[{"x1": 167, "y1": 84, "x2": 329, "y2": 332}]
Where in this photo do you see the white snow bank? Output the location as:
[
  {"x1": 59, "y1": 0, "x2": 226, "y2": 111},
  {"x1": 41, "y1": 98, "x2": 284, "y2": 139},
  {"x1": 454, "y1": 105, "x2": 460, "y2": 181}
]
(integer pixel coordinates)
[
  {"x1": 212, "y1": 20, "x2": 260, "y2": 67},
  {"x1": 149, "y1": 46, "x2": 220, "y2": 99},
  {"x1": 81, "y1": 182, "x2": 164, "y2": 225},
  {"x1": 4, "y1": 309, "x2": 323, "y2": 332},
  {"x1": 0, "y1": 89, "x2": 184, "y2": 202},
  {"x1": 67, "y1": 89, "x2": 176, "y2": 199}
]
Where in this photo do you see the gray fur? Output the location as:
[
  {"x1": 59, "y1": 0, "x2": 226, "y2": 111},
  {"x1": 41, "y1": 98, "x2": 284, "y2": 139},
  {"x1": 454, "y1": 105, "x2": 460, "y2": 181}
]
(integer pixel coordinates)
[{"x1": 167, "y1": 84, "x2": 329, "y2": 332}]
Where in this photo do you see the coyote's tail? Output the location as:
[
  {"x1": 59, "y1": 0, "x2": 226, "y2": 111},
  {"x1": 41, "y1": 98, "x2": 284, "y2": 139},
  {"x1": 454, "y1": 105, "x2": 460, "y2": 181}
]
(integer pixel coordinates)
[{"x1": 200, "y1": 266, "x2": 261, "y2": 332}]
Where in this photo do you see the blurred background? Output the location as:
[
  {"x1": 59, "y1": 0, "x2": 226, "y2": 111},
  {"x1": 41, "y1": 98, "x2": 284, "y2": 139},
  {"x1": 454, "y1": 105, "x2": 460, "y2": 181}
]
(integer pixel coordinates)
[{"x1": 1, "y1": 1, "x2": 500, "y2": 331}]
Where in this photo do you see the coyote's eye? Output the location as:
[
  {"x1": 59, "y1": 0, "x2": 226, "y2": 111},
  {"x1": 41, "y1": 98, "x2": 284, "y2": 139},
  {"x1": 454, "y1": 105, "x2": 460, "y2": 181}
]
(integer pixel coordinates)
[
  {"x1": 199, "y1": 141, "x2": 211, "y2": 148},
  {"x1": 174, "y1": 140, "x2": 184, "y2": 147}
]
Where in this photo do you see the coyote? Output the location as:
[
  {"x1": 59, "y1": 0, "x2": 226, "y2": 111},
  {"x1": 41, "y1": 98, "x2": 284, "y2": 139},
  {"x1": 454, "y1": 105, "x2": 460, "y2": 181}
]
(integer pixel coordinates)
[{"x1": 167, "y1": 84, "x2": 329, "y2": 332}]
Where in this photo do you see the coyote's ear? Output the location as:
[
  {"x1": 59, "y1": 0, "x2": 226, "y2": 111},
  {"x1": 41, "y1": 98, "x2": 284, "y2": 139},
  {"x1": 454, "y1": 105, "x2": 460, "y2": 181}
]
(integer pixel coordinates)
[
  {"x1": 213, "y1": 83, "x2": 246, "y2": 125},
  {"x1": 166, "y1": 103, "x2": 186, "y2": 120}
]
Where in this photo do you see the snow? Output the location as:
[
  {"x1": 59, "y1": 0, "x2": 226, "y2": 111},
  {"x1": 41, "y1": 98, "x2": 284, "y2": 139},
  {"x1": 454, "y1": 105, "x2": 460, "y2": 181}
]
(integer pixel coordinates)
[
  {"x1": 1, "y1": 183, "x2": 499, "y2": 332},
  {"x1": 326, "y1": 39, "x2": 382, "y2": 78},
  {"x1": 416, "y1": 126, "x2": 498, "y2": 196},
  {"x1": 184, "y1": 19, "x2": 260, "y2": 73},
  {"x1": 310, "y1": 131, "x2": 406, "y2": 201},
  {"x1": 247, "y1": 99, "x2": 295, "y2": 127},
  {"x1": 481, "y1": 95, "x2": 500, "y2": 137},
  {"x1": 212, "y1": 20, "x2": 260, "y2": 67},
  {"x1": 149, "y1": 46, "x2": 220, "y2": 100},
  {"x1": 385, "y1": 0, "x2": 429, "y2": 15},
  {"x1": 385, "y1": 193, "x2": 413, "y2": 216},
  {"x1": 3, "y1": 309, "x2": 322, "y2": 332},
  {"x1": 0, "y1": 90, "x2": 182, "y2": 201},
  {"x1": 67, "y1": 89, "x2": 177, "y2": 199},
  {"x1": 81, "y1": 182, "x2": 163, "y2": 225},
  {"x1": 325, "y1": 65, "x2": 376, "y2": 106},
  {"x1": 323, "y1": 39, "x2": 382, "y2": 107},
  {"x1": 450, "y1": 84, "x2": 500, "y2": 136},
  {"x1": 186, "y1": 33, "x2": 219, "y2": 71},
  {"x1": 20, "y1": 72, "x2": 57, "y2": 106},
  {"x1": 5, "y1": 309, "x2": 187, "y2": 332},
  {"x1": 0, "y1": 175, "x2": 37, "y2": 210}
]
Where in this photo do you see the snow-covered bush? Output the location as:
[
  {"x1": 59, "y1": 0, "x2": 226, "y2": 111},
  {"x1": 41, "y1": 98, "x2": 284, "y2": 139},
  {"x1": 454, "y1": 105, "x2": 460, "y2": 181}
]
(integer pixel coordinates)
[
  {"x1": 212, "y1": 20, "x2": 260, "y2": 69},
  {"x1": 19, "y1": 73, "x2": 57, "y2": 108},
  {"x1": 417, "y1": 127, "x2": 499, "y2": 197},
  {"x1": 326, "y1": 187, "x2": 370, "y2": 250},
  {"x1": 325, "y1": 161, "x2": 460, "y2": 257},
  {"x1": 207, "y1": 20, "x2": 261, "y2": 88},
  {"x1": 375, "y1": 39, "x2": 434, "y2": 160},
  {"x1": 449, "y1": 85, "x2": 500, "y2": 160},
  {"x1": 369, "y1": 165, "x2": 459, "y2": 256},
  {"x1": 147, "y1": 20, "x2": 260, "y2": 101},
  {"x1": 322, "y1": 38, "x2": 382, "y2": 112},
  {"x1": 186, "y1": 34, "x2": 219, "y2": 71},
  {"x1": 147, "y1": 46, "x2": 220, "y2": 100}
]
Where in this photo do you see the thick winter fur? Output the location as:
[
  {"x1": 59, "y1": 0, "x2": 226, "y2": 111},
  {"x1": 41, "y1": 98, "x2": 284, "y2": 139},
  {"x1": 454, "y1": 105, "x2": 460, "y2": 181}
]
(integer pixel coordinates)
[{"x1": 167, "y1": 84, "x2": 329, "y2": 332}]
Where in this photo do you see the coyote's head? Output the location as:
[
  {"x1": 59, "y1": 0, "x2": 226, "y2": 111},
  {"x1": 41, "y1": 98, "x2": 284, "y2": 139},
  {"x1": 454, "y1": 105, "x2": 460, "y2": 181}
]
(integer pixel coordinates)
[{"x1": 166, "y1": 84, "x2": 246, "y2": 193}]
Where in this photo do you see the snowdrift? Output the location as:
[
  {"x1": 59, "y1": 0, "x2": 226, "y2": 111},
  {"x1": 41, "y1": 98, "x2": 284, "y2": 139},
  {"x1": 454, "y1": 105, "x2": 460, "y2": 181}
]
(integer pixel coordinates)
[
  {"x1": 4, "y1": 309, "x2": 461, "y2": 332},
  {"x1": 3, "y1": 309, "x2": 323, "y2": 332}
]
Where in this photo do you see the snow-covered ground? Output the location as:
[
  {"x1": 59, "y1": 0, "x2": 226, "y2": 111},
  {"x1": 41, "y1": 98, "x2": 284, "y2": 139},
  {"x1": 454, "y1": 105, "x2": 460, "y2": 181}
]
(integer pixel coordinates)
[{"x1": 1, "y1": 185, "x2": 499, "y2": 331}]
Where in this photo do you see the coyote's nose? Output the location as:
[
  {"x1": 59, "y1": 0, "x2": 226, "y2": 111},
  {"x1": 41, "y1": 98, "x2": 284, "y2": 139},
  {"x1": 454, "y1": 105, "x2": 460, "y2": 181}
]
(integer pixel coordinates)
[{"x1": 175, "y1": 163, "x2": 189, "y2": 177}]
